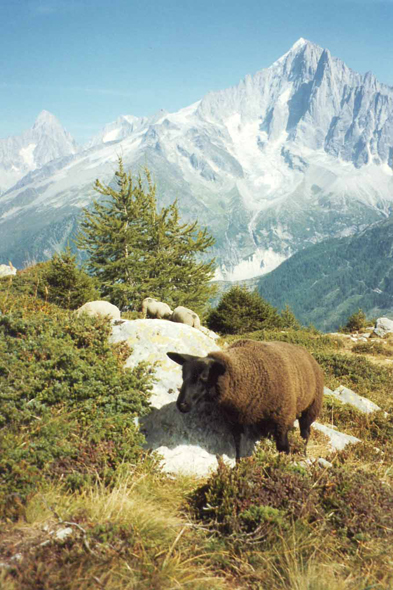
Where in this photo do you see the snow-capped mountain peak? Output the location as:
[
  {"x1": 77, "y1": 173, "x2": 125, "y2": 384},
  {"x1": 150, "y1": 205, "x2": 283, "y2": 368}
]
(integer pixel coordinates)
[
  {"x1": 33, "y1": 109, "x2": 61, "y2": 129},
  {"x1": 0, "y1": 111, "x2": 79, "y2": 194},
  {"x1": 1, "y1": 40, "x2": 393, "y2": 281}
]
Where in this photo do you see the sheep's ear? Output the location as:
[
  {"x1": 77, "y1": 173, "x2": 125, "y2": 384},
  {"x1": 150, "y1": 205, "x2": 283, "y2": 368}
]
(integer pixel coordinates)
[
  {"x1": 207, "y1": 358, "x2": 226, "y2": 382},
  {"x1": 167, "y1": 352, "x2": 202, "y2": 366}
]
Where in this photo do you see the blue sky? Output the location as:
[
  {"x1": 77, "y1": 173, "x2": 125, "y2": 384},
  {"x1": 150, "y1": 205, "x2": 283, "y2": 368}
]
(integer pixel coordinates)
[{"x1": 1, "y1": 0, "x2": 393, "y2": 144}]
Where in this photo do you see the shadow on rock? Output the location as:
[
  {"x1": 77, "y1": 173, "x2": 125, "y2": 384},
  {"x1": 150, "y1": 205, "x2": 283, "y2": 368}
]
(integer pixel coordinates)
[{"x1": 140, "y1": 400, "x2": 262, "y2": 460}]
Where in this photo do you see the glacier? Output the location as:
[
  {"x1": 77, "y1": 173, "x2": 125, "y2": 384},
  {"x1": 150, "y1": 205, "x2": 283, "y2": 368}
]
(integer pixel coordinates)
[{"x1": 0, "y1": 38, "x2": 393, "y2": 279}]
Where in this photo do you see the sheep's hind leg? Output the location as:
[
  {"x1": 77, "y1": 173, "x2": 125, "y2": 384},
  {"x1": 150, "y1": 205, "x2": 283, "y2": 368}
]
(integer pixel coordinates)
[
  {"x1": 299, "y1": 410, "x2": 313, "y2": 456},
  {"x1": 231, "y1": 424, "x2": 244, "y2": 463}
]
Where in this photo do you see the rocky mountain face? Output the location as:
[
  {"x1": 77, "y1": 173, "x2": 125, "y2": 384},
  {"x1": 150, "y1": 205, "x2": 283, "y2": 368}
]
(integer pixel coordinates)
[
  {"x1": 0, "y1": 39, "x2": 393, "y2": 275},
  {"x1": 257, "y1": 216, "x2": 393, "y2": 331},
  {"x1": 0, "y1": 111, "x2": 79, "y2": 194}
]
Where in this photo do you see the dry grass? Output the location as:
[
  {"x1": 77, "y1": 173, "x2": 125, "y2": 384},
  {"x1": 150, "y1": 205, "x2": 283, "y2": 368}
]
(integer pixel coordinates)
[{"x1": 0, "y1": 471, "x2": 229, "y2": 590}]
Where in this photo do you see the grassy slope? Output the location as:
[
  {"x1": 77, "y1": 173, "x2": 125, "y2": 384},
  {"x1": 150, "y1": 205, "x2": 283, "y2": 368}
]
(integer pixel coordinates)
[{"x1": 1, "y1": 272, "x2": 393, "y2": 589}]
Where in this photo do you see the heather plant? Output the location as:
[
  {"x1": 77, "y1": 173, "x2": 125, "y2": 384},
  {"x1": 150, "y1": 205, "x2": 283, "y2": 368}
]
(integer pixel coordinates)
[
  {"x1": 191, "y1": 448, "x2": 320, "y2": 539},
  {"x1": 190, "y1": 441, "x2": 393, "y2": 546}
]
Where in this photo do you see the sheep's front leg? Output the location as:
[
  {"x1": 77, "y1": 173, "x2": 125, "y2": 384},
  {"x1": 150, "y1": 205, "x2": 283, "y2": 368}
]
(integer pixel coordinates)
[
  {"x1": 274, "y1": 426, "x2": 290, "y2": 454},
  {"x1": 231, "y1": 424, "x2": 244, "y2": 463}
]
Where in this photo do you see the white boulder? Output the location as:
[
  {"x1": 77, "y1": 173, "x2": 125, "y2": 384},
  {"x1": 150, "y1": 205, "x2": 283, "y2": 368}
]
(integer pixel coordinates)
[
  {"x1": 373, "y1": 317, "x2": 393, "y2": 338},
  {"x1": 76, "y1": 300, "x2": 121, "y2": 320},
  {"x1": 0, "y1": 264, "x2": 16, "y2": 278},
  {"x1": 325, "y1": 385, "x2": 382, "y2": 414},
  {"x1": 312, "y1": 422, "x2": 361, "y2": 451}
]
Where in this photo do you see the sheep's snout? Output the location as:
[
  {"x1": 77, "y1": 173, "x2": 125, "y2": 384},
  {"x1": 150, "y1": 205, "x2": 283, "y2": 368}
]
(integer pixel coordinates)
[
  {"x1": 177, "y1": 400, "x2": 191, "y2": 413},
  {"x1": 176, "y1": 378, "x2": 206, "y2": 413}
]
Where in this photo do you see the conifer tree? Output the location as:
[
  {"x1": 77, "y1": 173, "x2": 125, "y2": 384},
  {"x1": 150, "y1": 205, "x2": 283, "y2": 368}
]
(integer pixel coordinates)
[
  {"x1": 280, "y1": 304, "x2": 301, "y2": 329},
  {"x1": 76, "y1": 158, "x2": 216, "y2": 312}
]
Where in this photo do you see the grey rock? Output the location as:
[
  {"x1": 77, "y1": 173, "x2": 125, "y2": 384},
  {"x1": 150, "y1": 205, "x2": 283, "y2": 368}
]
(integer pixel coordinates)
[
  {"x1": 373, "y1": 317, "x2": 393, "y2": 338},
  {"x1": 312, "y1": 422, "x2": 361, "y2": 451},
  {"x1": 326, "y1": 385, "x2": 381, "y2": 414},
  {"x1": 55, "y1": 527, "x2": 74, "y2": 541}
]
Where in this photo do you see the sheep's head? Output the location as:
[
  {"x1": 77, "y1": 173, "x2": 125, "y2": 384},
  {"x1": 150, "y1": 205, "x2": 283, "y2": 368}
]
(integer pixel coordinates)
[{"x1": 167, "y1": 352, "x2": 226, "y2": 413}]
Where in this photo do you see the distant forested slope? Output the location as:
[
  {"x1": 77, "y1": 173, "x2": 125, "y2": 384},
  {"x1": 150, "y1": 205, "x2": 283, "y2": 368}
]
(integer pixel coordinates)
[{"x1": 257, "y1": 216, "x2": 393, "y2": 331}]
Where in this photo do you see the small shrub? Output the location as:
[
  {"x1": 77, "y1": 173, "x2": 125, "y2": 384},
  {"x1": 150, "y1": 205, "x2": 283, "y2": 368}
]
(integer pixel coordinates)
[
  {"x1": 280, "y1": 305, "x2": 301, "y2": 329},
  {"x1": 342, "y1": 309, "x2": 367, "y2": 333},
  {"x1": 41, "y1": 247, "x2": 100, "y2": 309},
  {"x1": 206, "y1": 286, "x2": 283, "y2": 334},
  {"x1": 0, "y1": 262, "x2": 51, "y2": 306},
  {"x1": 353, "y1": 341, "x2": 393, "y2": 357}
]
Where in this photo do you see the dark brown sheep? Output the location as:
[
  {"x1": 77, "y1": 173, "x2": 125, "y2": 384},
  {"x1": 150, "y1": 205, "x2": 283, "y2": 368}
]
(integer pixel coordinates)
[{"x1": 167, "y1": 339, "x2": 324, "y2": 461}]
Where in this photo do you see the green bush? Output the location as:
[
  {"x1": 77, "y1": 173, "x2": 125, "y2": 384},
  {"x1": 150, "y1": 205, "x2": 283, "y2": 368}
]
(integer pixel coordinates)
[
  {"x1": 0, "y1": 254, "x2": 99, "y2": 312},
  {"x1": 0, "y1": 305, "x2": 153, "y2": 518},
  {"x1": 352, "y1": 341, "x2": 393, "y2": 357},
  {"x1": 207, "y1": 286, "x2": 283, "y2": 334},
  {"x1": 342, "y1": 308, "x2": 368, "y2": 333},
  {"x1": 0, "y1": 262, "x2": 50, "y2": 303},
  {"x1": 41, "y1": 247, "x2": 100, "y2": 309}
]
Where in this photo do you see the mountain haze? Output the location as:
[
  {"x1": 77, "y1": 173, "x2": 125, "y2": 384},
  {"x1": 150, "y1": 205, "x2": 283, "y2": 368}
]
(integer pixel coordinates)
[{"x1": 0, "y1": 39, "x2": 393, "y2": 274}]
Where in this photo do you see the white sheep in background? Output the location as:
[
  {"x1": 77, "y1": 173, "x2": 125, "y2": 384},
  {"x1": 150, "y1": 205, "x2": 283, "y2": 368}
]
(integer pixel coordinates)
[
  {"x1": 142, "y1": 297, "x2": 172, "y2": 319},
  {"x1": 171, "y1": 306, "x2": 201, "y2": 330}
]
